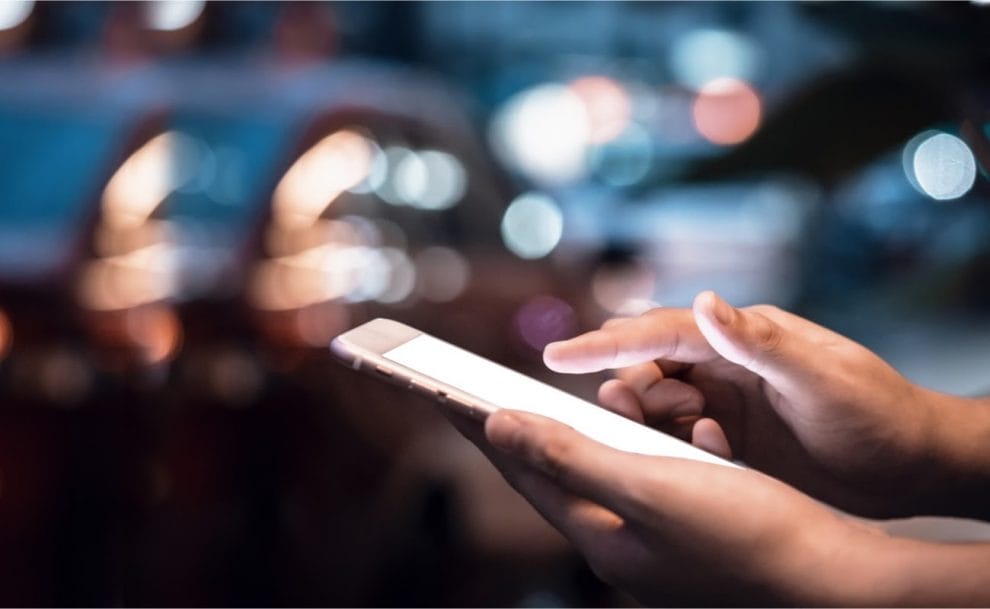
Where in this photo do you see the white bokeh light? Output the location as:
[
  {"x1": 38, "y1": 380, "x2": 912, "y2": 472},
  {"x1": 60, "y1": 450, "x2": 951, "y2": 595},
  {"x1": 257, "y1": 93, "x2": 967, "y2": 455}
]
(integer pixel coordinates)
[
  {"x1": 0, "y1": 0, "x2": 32, "y2": 30},
  {"x1": 670, "y1": 29, "x2": 762, "y2": 90},
  {"x1": 348, "y1": 141, "x2": 388, "y2": 195},
  {"x1": 344, "y1": 246, "x2": 390, "y2": 303},
  {"x1": 376, "y1": 146, "x2": 416, "y2": 206},
  {"x1": 415, "y1": 151, "x2": 467, "y2": 210},
  {"x1": 377, "y1": 248, "x2": 416, "y2": 304},
  {"x1": 145, "y1": 0, "x2": 205, "y2": 31},
  {"x1": 500, "y1": 192, "x2": 564, "y2": 259},
  {"x1": 909, "y1": 132, "x2": 977, "y2": 201},
  {"x1": 393, "y1": 151, "x2": 429, "y2": 205},
  {"x1": 490, "y1": 84, "x2": 591, "y2": 186}
]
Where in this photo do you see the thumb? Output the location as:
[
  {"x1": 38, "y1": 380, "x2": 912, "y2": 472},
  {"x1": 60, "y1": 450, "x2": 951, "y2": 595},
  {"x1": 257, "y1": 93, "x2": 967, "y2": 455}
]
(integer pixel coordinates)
[{"x1": 691, "y1": 291, "x2": 808, "y2": 391}]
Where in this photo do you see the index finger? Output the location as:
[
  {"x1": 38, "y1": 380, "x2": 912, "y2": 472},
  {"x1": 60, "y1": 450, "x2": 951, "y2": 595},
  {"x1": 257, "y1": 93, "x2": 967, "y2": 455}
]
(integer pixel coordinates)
[{"x1": 543, "y1": 308, "x2": 719, "y2": 373}]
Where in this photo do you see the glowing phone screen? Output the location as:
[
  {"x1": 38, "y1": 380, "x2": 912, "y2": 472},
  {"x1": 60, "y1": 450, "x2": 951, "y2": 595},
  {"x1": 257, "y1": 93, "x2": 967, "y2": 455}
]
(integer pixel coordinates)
[{"x1": 384, "y1": 334, "x2": 737, "y2": 468}]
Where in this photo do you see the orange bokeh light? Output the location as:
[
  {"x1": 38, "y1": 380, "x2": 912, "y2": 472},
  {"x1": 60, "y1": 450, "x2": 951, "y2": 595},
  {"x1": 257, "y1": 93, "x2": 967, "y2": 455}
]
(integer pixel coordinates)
[
  {"x1": 0, "y1": 308, "x2": 11, "y2": 361},
  {"x1": 691, "y1": 77, "x2": 761, "y2": 146},
  {"x1": 124, "y1": 304, "x2": 183, "y2": 366}
]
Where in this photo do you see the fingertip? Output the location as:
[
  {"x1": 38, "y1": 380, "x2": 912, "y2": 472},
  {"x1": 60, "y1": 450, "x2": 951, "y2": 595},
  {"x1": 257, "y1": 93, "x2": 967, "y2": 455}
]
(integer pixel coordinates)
[
  {"x1": 542, "y1": 341, "x2": 567, "y2": 371},
  {"x1": 691, "y1": 418, "x2": 733, "y2": 460},
  {"x1": 693, "y1": 290, "x2": 733, "y2": 326},
  {"x1": 597, "y1": 379, "x2": 646, "y2": 424},
  {"x1": 485, "y1": 409, "x2": 524, "y2": 451},
  {"x1": 543, "y1": 339, "x2": 600, "y2": 373}
]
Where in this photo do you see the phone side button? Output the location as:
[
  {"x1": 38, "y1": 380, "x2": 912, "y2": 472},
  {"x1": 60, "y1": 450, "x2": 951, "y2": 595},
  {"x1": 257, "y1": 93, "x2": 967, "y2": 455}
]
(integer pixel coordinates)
[
  {"x1": 408, "y1": 379, "x2": 435, "y2": 397},
  {"x1": 375, "y1": 366, "x2": 393, "y2": 377}
]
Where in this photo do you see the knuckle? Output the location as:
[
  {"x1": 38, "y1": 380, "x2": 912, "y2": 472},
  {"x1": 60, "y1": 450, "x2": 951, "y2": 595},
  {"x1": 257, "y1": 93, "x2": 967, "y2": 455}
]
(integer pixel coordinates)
[
  {"x1": 756, "y1": 318, "x2": 784, "y2": 354},
  {"x1": 598, "y1": 331, "x2": 620, "y2": 369},
  {"x1": 642, "y1": 307, "x2": 667, "y2": 321},
  {"x1": 746, "y1": 310, "x2": 784, "y2": 355},
  {"x1": 600, "y1": 317, "x2": 626, "y2": 330},
  {"x1": 745, "y1": 303, "x2": 782, "y2": 317},
  {"x1": 534, "y1": 436, "x2": 572, "y2": 481}
]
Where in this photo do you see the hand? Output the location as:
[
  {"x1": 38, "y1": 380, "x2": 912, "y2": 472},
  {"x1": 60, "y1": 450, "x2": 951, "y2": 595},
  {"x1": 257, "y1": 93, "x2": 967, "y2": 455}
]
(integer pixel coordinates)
[
  {"x1": 450, "y1": 409, "x2": 990, "y2": 607},
  {"x1": 449, "y1": 408, "x2": 886, "y2": 606},
  {"x1": 544, "y1": 291, "x2": 975, "y2": 518}
]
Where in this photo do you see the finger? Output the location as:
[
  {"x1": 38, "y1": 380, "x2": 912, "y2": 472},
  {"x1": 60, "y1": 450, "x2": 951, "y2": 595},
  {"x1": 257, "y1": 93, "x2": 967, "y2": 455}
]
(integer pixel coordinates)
[
  {"x1": 446, "y1": 407, "x2": 629, "y2": 554},
  {"x1": 692, "y1": 291, "x2": 813, "y2": 391},
  {"x1": 499, "y1": 465, "x2": 627, "y2": 554},
  {"x1": 639, "y1": 380, "x2": 705, "y2": 426},
  {"x1": 485, "y1": 409, "x2": 666, "y2": 524},
  {"x1": 658, "y1": 415, "x2": 699, "y2": 443},
  {"x1": 691, "y1": 417, "x2": 733, "y2": 460},
  {"x1": 615, "y1": 361, "x2": 665, "y2": 393},
  {"x1": 615, "y1": 365, "x2": 705, "y2": 423},
  {"x1": 600, "y1": 316, "x2": 630, "y2": 330},
  {"x1": 544, "y1": 308, "x2": 718, "y2": 373},
  {"x1": 597, "y1": 379, "x2": 646, "y2": 423}
]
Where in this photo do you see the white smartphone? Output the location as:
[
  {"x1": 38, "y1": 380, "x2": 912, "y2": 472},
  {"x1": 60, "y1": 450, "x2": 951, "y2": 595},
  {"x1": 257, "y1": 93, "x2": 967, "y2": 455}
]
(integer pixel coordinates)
[{"x1": 331, "y1": 318, "x2": 740, "y2": 469}]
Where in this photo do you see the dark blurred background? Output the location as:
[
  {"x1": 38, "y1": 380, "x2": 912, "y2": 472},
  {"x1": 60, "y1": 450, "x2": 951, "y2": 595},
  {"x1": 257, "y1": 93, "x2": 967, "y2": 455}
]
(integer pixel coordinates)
[{"x1": 0, "y1": 1, "x2": 989, "y2": 606}]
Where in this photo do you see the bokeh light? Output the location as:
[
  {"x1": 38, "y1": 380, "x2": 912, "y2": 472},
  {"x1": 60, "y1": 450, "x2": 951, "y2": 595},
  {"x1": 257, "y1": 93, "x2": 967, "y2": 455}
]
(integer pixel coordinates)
[
  {"x1": 591, "y1": 259, "x2": 657, "y2": 314},
  {"x1": 77, "y1": 244, "x2": 178, "y2": 311},
  {"x1": 208, "y1": 349, "x2": 263, "y2": 407},
  {"x1": 348, "y1": 140, "x2": 388, "y2": 195},
  {"x1": 415, "y1": 246, "x2": 471, "y2": 302},
  {"x1": 397, "y1": 150, "x2": 467, "y2": 210},
  {"x1": 377, "y1": 248, "x2": 416, "y2": 304},
  {"x1": 0, "y1": 308, "x2": 11, "y2": 361},
  {"x1": 273, "y1": 129, "x2": 374, "y2": 228},
  {"x1": 691, "y1": 77, "x2": 762, "y2": 145},
  {"x1": 0, "y1": 0, "x2": 31, "y2": 31},
  {"x1": 500, "y1": 192, "x2": 564, "y2": 259},
  {"x1": 513, "y1": 296, "x2": 577, "y2": 352},
  {"x1": 670, "y1": 29, "x2": 761, "y2": 90},
  {"x1": 375, "y1": 145, "x2": 417, "y2": 205},
  {"x1": 144, "y1": 0, "x2": 206, "y2": 31},
  {"x1": 102, "y1": 132, "x2": 179, "y2": 229},
  {"x1": 37, "y1": 347, "x2": 92, "y2": 407},
  {"x1": 124, "y1": 304, "x2": 183, "y2": 366},
  {"x1": 589, "y1": 122, "x2": 654, "y2": 187},
  {"x1": 490, "y1": 83, "x2": 591, "y2": 185},
  {"x1": 569, "y1": 76, "x2": 632, "y2": 144},
  {"x1": 393, "y1": 150, "x2": 428, "y2": 205},
  {"x1": 904, "y1": 131, "x2": 977, "y2": 201}
]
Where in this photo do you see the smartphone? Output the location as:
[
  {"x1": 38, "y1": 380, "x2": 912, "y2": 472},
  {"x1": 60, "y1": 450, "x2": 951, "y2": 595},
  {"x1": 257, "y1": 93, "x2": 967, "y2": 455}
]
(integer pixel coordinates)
[{"x1": 331, "y1": 318, "x2": 739, "y2": 469}]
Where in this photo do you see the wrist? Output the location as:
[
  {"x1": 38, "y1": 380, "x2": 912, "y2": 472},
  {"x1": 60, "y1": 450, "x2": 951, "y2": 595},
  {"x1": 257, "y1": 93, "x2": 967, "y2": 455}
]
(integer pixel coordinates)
[
  {"x1": 771, "y1": 514, "x2": 898, "y2": 606},
  {"x1": 841, "y1": 531, "x2": 990, "y2": 606},
  {"x1": 918, "y1": 390, "x2": 990, "y2": 520}
]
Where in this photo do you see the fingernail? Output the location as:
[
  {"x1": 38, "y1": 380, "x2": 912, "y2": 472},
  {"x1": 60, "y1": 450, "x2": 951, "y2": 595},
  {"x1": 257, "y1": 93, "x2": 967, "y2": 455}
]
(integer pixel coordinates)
[
  {"x1": 670, "y1": 399, "x2": 702, "y2": 418},
  {"x1": 543, "y1": 341, "x2": 564, "y2": 359},
  {"x1": 487, "y1": 411, "x2": 522, "y2": 451},
  {"x1": 710, "y1": 292, "x2": 734, "y2": 326}
]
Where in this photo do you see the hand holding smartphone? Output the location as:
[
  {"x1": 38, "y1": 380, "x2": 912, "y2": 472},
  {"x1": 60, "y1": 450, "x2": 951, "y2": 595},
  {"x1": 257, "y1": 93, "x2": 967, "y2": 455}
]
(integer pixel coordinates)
[{"x1": 331, "y1": 318, "x2": 740, "y2": 469}]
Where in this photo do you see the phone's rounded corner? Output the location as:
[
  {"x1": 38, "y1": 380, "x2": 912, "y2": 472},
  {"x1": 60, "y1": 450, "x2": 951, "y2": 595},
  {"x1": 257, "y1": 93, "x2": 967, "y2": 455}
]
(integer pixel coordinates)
[{"x1": 329, "y1": 337, "x2": 355, "y2": 366}]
